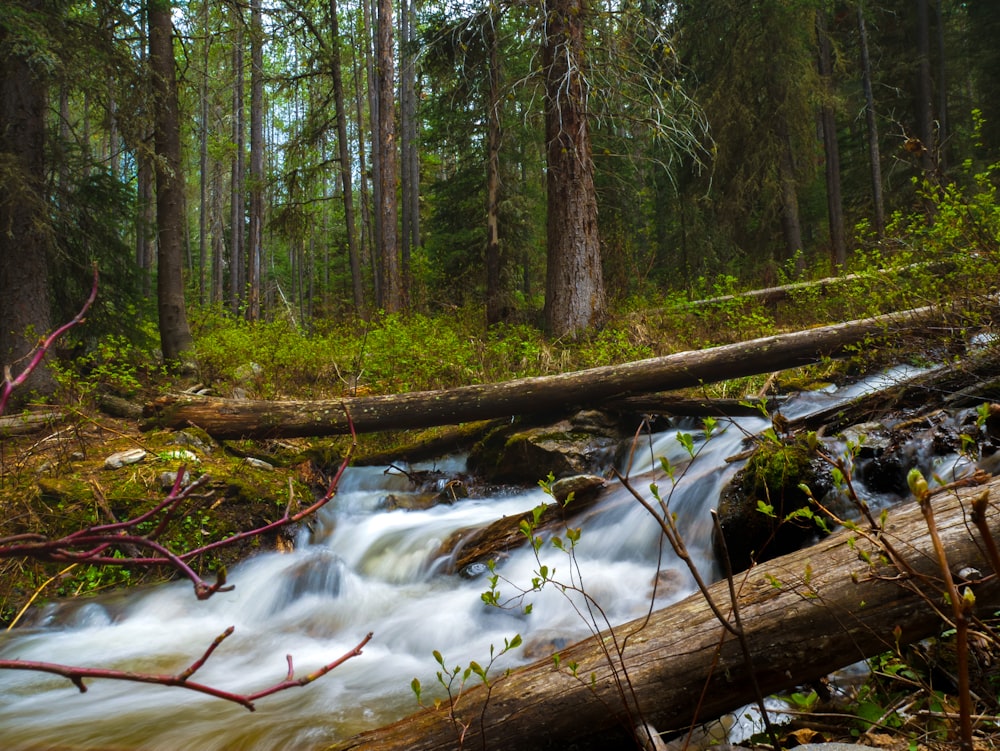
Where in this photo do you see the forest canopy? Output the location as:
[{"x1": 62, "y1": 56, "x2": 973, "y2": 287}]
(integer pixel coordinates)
[{"x1": 1, "y1": 0, "x2": 998, "y2": 382}]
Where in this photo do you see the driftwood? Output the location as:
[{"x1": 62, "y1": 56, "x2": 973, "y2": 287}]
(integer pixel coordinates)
[
  {"x1": 143, "y1": 305, "x2": 952, "y2": 440},
  {"x1": 326, "y1": 475, "x2": 1000, "y2": 751}
]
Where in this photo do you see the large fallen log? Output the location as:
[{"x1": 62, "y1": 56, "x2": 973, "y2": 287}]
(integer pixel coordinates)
[
  {"x1": 326, "y1": 475, "x2": 1000, "y2": 751},
  {"x1": 144, "y1": 305, "x2": 952, "y2": 440}
]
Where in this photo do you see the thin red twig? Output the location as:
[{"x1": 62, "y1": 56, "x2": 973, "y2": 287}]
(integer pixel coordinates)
[
  {"x1": 0, "y1": 631, "x2": 373, "y2": 711},
  {"x1": 0, "y1": 264, "x2": 98, "y2": 414}
]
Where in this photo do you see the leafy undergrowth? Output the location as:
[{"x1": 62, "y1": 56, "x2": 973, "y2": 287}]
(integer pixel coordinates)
[
  {"x1": 735, "y1": 633, "x2": 1000, "y2": 750},
  {"x1": 0, "y1": 410, "x2": 351, "y2": 627}
]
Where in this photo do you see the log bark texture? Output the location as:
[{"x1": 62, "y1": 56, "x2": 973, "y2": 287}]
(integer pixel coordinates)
[
  {"x1": 144, "y1": 306, "x2": 949, "y2": 440},
  {"x1": 326, "y1": 476, "x2": 1000, "y2": 751},
  {"x1": 0, "y1": 410, "x2": 62, "y2": 437}
]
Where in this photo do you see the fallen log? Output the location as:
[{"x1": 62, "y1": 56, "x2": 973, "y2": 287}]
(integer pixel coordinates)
[
  {"x1": 144, "y1": 305, "x2": 952, "y2": 440},
  {"x1": 0, "y1": 410, "x2": 64, "y2": 437},
  {"x1": 794, "y1": 343, "x2": 1000, "y2": 436},
  {"x1": 326, "y1": 474, "x2": 1000, "y2": 751},
  {"x1": 681, "y1": 262, "x2": 950, "y2": 311}
]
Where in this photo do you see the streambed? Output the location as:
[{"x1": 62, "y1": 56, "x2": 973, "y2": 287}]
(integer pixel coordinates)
[{"x1": 0, "y1": 366, "x2": 980, "y2": 750}]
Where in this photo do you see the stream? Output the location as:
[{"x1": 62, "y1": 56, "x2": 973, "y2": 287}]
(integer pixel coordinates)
[{"x1": 0, "y1": 366, "x2": 983, "y2": 751}]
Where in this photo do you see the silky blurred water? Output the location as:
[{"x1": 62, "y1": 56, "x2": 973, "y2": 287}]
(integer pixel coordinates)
[{"x1": 0, "y1": 364, "x2": 973, "y2": 750}]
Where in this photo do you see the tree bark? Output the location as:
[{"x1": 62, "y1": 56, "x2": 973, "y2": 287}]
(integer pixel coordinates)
[
  {"x1": 149, "y1": 0, "x2": 195, "y2": 364},
  {"x1": 485, "y1": 13, "x2": 506, "y2": 326},
  {"x1": 328, "y1": 0, "x2": 364, "y2": 312},
  {"x1": 543, "y1": 0, "x2": 606, "y2": 338},
  {"x1": 247, "y1": 0, "x2": 264, "y2": 322},
  {"x1": 362, "y1": 0, "x2": 381, "y2": 305},
  {"x1": 0, "y1": 0, "x2": 55, "y2": 401},
  {"x1": 197, "y1": 0, "x2": 210, "y2": 307},
  {"x1": 352, "y1": 36, "x2": 374, "y2": 314},
  {"x1": 398, "y1": 0, "x2": 417, "y2": 304},
  {"x1": 915, "y1": 0, "x2": 936, "y2": 176},
  {"x1": 775, "y1": 115, "x2": 803, "y2": 267},
  {"x1": 325, "y1": 476, "x2": 1000, "y2": 751},
  {"x1": 229, "y1": 9, "x2": 246, "y2": 315},
  {"x1": 143, "y1": 305, "x2": 951, "y2": 439},
  {"x1": 375, "y1": 0, "x2": 402, "y2": 312},
  {"x1": 857, "y1": 2, "x2": 886, "y2": 239},
  {"x1": 816, "y1": 9, "x2": 846, "y2": 269}
]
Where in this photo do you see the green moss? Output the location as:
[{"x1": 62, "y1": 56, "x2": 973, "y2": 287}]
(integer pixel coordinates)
[{"x1": 743, "y1": 438, "x2": 815, "y2": 503}]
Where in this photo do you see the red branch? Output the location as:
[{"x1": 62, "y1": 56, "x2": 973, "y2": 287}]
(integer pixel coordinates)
[
  {"x1": 0, "y1": 631, "x2": 373, "y2": 711},
  {"x1": 0, "y1": 264, "x2": 98, "y2": 414}
]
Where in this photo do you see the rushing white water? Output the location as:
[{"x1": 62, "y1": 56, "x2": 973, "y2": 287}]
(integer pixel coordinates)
[{"x1": 0, "y1": 365, "x2": 974, "y2": 751}]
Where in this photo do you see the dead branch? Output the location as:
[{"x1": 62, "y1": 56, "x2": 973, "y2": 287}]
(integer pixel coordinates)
[{"x1": 0, "y1": 631, "x2": 373, "y2": 711}]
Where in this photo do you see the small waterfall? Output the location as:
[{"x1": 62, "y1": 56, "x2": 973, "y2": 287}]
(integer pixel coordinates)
[{"x1": 0, "y1": 365, "x2": 975, "y2": 750}]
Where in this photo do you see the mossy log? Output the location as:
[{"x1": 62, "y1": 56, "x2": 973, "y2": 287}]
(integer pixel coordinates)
[
  {"x1": 326, "y1": 475, "x2": 1000, "y2": 751},
  {"x1": 143, "y1": 306, "x2": 951, "y2": 440}
]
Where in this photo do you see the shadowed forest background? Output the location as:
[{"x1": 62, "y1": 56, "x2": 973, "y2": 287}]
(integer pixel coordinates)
[{"x1": 2, "y1": 0, "x2": 999, "y2": 386}]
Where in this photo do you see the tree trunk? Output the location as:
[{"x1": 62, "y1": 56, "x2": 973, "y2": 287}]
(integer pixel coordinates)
[
  {"x1": 362, "y1": 0, "x2": 381, "y2": 306},
  {"x1": 198, "y1": 0, "x2": 210, "y2": 307},
  {"x1": 0, "y1": 0, "x2": 54, "y2": 401},
  {"x1": 149, "y1": 0, "x2": 195, "y2": 364},
  {"x1": 816, "y1": 10, "x2": 846, "y2": 269},
  {"x1": 398, "y1": 0, "x2": 416, "y2": 304},
  {"x1": 485, "y1": 13, "x2": 506, "y2": 326},
  {"x1": 328, "y1": 0, "x2": 364, "y2": 312},
  {"x1": 935, "y1": 0, "x2": 948, "y2": 171},
  {"x1": 211, "y1": 124, "x2": 226, "y2": 304},
  {"x1": 404, "y1": 2, "x2": 420, "y2": 256},
  {"x1": 247, "y1": 0, "x2": 264, "y2": 322},
  {"x1": 857, "y1": 2, "x2": 886, "y2": 239},
  {"x1": 324, "y1": 476, "x2": 1000, "y2": 751},
  {"x1": 775, "y1": 115, "x2": 803, "y2": 266},
  {"x1": 136, "y1": 146, "x2": 155, "y2": 298},
  {"x1": 915, "y1": 0, "x2": 937, "y2": 177},
  {"x1": 229, "y1": 12, "x2": 246, "y2": 315},
  {"x1": 375, "y1": 0, "x2": 401, "y2": 312},
  {"x1": 543, "y1": 0, "x2": 606, "y2": 338},
  {"x1": 143, "y1": 305, "x2": 952, "y2": 439}
]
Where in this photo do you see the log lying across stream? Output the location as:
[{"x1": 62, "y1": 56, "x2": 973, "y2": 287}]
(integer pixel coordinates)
[
  {"x1": 326, "y1": 476, "x2": 1000, "y2": 751},
  {"x1": 144, "y1": 305, "x2": 954, "y2": 440}
]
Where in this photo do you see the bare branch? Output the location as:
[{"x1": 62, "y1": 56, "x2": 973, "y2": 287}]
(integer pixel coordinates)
[{"x1": 0, "y1": 631, "x2": 373, "y2": 711}]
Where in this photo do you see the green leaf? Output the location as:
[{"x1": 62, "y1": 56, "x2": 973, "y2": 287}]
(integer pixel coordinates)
[{"x1": 676, "y1": 432, "x2": 695, "y2": 456}]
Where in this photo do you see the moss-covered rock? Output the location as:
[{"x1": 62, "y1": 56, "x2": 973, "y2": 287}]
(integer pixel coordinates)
[
  {"x1": 467, "y1": 411, "x2": 622, "y2": 485},
  {"x1": 713, "y1": 435, "x2": 833, "y2": 573}
]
